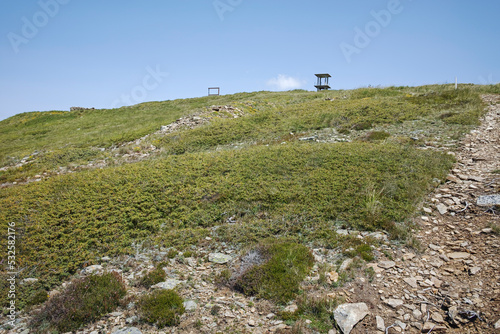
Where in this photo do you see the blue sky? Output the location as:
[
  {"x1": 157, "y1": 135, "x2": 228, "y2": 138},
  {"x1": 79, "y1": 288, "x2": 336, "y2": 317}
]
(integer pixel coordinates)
[{"x1": 0, "y1": 0, "x2": 499, "y2": 121}]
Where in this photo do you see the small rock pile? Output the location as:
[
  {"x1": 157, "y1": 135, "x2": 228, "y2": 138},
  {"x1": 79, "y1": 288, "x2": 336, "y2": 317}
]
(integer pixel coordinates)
[{"x1": 70, "y1": 107, "x2": 95, "y2": 111}]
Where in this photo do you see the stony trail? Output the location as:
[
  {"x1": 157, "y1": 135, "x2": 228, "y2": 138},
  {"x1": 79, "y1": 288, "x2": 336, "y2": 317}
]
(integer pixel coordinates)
[{"x1": 342, "y1": 94, "x2": 500, "y2": 333}]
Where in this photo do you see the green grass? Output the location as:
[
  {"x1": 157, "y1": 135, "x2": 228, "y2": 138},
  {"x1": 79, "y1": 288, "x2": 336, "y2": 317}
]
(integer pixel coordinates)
[
  {"x1": 2, "y1": 84, "x2": 497, "y2": 183},
  {"x1": 0, "y1": 84, "x2": 497, "y2": 311}
]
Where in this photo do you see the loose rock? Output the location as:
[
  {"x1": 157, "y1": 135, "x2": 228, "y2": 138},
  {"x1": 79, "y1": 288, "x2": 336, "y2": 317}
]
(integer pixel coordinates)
[
  {"x1": 333, "y1": 303, "x2": 369, "y2": 334},
  {"x1": 447, "y1": 252, "x2": 470, "y2": 260},
  {"x1": 376, "y1": 315, "x2": 385, "y2": 331},
  {"x1": 208, "y1": 253, "x2": 232, "y2": 264},
  {"x1": 151, "y1": 279, "x2": 182, "y2": 290},
  {"x1": 111, "y1": 328, "x2": 142, "y2": 334},
  {"x1": 384, "y1": 299, "x2": 404, "y2": 309}
]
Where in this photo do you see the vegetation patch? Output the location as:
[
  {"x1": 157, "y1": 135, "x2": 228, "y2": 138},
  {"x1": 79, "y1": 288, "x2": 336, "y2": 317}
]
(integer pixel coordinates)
[
  {"x1": 360, "y1": 131, "x2": 391, "y2": 142},
  {"x1": 29, "y1": 272, "x2": 126, "y2": 333},
  {"x1": 138, "y1": 289, "x2": 185, "y2": 328},
  {"x1": 280, "y1": 294, "x2": 340, "y2": 332},
  {"x1": 231, "y1": 240, "x2": 314, "y2": 304},
  {"x1": 138, "y1": 265, "x2": 167, "y2": 289}
]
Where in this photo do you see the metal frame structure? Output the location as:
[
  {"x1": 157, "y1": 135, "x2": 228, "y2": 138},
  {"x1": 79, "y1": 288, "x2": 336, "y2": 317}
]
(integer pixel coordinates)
[
  {"x1": 314, "y1": 74, "x2": 331, "y2": 91},
  {"x1": 208, "y1": 87, "x2": 220, "y2": 96}
]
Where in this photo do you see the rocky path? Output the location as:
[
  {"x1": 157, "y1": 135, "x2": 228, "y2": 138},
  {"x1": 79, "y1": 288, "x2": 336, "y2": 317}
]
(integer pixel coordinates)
[{"x1": 343, "y1": 95, "x2": 500, "y2": 333}]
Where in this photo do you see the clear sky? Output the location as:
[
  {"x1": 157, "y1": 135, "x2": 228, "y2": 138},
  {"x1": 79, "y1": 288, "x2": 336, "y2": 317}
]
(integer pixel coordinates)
[{"x1": 1, "y1": 0, "x2": 499, "y2": 121}]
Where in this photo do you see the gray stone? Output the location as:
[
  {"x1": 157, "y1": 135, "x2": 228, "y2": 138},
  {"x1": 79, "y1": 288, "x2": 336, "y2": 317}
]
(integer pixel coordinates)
[
  {"x1": 432, "y1": 312, "x2": 444, "y2": 323},
  {"x1": 447, "y1": 305, "x2": 459, "y2": 325},
  {"x1": 429, "y1": 244, "x2": 442, "y2": 251},
  {"x1": 112, "y1": 328, "x2": 142, "y2": 334},
  {"x1": 395, "y1": 320, "x2": 406, "y2": 330},
  {"x1": 333, "y1": 303, "x2": 369, "y2": 334},
  {"x1": 469, "y1": 267, "x2": 481, "y2": 275},
  {"x1": 468, "y1": 175, "x2": 484, "y2": 182},
  {"x1": 151, "y1": 279, "x2": 182, "y2": 290},
  {"x1": 284, "y1": 304, "x2": 298, "y2": 313},
  {"x1": 403, "y1": 277, "x2": 418, "y2": 289},
  {"x1": 183, "y1": 300, "x2": 198, "y2": 311},
  {"x1": 299, "y1": 136, "x2": 317, "y2": 141},
  {"x1": 101, "y1": 256, "x2": 111, "y2": 262},
  {"x1": 378, "y1": 260, "x2": 396, "y2": 269},
  {"x1": 436, "y1": 203, "x2": 448, "y2": 215},
  {"x1": 208, "y1": 253, "x2": 232, "y2": 264},
  {"x1": 376, "y1": 315, "x2": 385, "y2": 331},
  {"x1": 447, "y1": 252, "x2": 470, "y2": 260},
  {"x1": 422, "y1": 322, "x2": 447, "y2": 332},
  {"x1": 367, "y1": 232, "x2": 387, "y2": 240},
  {"x1": 125, "y1": 316, "x2": 139, "y2": 324},
  {"x1": 185, "y1": 257, "x2": 197, "y2": 267},
  {"x1": 339, "y1": 258, "x2": 353, "y2": 272},
  {"x1": 384, "y1": 299, "x2": 404, "y2": 309},
  {"x1": 83, "y1": 264, "x2": 103, "y2": 274},
  {"x1": 403, "y1": 253, "x2": 415, "y2": 261},
  {"x1": 477, "y1": 194, "x2": 500, "y2": 206},
  {"x1": 494, "y1": 318, "x2": 500, "y2": 329},
  {"x1": 21, "y1": 278, "x2": 39, "y2": 285},
  {"x1": 336, "y1": 229, "x2": 349, "y2": 236}
]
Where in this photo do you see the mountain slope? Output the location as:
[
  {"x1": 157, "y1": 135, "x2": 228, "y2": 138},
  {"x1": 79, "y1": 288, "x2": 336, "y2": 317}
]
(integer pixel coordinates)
[{"x1": 0, "y1": 84, "x2": 499, "y2": 333}]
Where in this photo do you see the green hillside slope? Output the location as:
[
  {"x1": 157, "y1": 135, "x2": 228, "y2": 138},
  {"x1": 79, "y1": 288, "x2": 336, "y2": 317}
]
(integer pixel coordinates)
[{"x1": 0, "y1": 84, "x2": 498, "y2": 313}]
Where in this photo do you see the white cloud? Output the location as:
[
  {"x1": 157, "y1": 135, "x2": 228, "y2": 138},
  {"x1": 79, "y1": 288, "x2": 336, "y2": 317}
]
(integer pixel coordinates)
[{"x1": 267, "y1": 74, "x2": 305, "y2": 90}]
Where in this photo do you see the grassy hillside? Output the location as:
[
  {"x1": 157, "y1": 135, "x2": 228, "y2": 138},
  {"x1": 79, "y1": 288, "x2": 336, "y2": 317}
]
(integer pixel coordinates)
[{"x1": 1, "y1": 83, "x2": 499, "y2": 312}]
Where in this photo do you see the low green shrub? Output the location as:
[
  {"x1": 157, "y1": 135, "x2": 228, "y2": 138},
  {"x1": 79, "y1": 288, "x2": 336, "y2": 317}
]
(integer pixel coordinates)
[
  {"x1": 29, "y1": 272, "x2": 126, "y2": 333},
  {"x1": 138, "y1": 266, "x2": 166, "y2": 289},
  {"x1": 233, "y1": 240, "x2": 314, "y2": 304},
  {"x1": 361, "y1": 131, "x2": 391, "y2": 141},
  {"x1": 342, "y1": 237, "x2": 374, "y2": 261},
  {"x1": 25, "y1": 289, "x2": 48, "y2": 309},
  {"x1": 167, "y1": 249, "x2": 178, "y2": 259},
  {"x1": 352, "y1": 121, "x2": 373, "y2": 131},
  {"x1": 138, "y1": 289, "x2": 185, "y2": 328}
]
